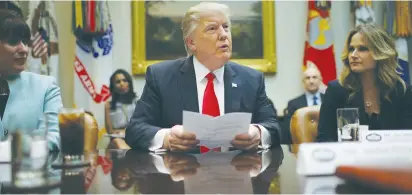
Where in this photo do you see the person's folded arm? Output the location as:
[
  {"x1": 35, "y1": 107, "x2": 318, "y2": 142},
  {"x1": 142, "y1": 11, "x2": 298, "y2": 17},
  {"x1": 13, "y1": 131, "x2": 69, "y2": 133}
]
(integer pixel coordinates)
[
  {"x1": 43, "y1": 76, "x2": 63, "y2": 151},
  {"x1": 125, "y1": 66, "x2": 163, "y2": 150}
]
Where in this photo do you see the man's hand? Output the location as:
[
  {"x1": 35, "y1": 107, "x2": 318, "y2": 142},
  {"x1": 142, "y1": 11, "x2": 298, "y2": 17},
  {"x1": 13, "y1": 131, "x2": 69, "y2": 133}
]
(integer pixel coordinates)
[
  {"x1": 163, "y1": 152, "x2": 200, "y2": 181},
  {"x1": 231, "y1": 152, "x2": 262, "y2": 176},
  {"x1": 231, "y1": 125, "x2": 261, "y2": 151},
  {"x1": 163, "y1": 125, "x2": 199, "y2": 152}
]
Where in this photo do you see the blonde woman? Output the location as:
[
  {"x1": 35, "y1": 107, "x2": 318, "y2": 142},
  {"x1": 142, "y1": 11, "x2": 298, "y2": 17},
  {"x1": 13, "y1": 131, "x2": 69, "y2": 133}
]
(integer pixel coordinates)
[{"x1": 316, "y1": 24, "x2": 412, "y2": 142}]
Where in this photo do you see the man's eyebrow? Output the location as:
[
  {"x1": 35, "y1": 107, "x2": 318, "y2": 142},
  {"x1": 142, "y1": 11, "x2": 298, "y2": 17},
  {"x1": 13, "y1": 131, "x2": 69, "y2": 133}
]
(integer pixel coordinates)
[{"x1": 204, "y1": 22, "x2": 218, "y2": 26}]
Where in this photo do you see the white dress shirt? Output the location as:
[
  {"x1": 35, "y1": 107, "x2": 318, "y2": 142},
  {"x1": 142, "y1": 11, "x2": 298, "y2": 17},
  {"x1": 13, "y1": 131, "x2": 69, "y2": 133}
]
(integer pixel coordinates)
[
  {"x1": 148, "y1": 56, "x2": 272, "y2": 151},
  {"x1": 305, "y1": 91, "x2": 322, "y2": 106}
]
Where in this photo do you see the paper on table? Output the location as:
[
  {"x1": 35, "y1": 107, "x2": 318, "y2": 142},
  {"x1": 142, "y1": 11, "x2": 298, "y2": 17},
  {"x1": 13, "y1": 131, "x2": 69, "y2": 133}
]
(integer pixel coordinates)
[
  {"x1": 300, "y1": 176, "x2": 344, "y2": 194},
  {"x1": 183, "y1": 111, "x2": 252, "y2": 149}
]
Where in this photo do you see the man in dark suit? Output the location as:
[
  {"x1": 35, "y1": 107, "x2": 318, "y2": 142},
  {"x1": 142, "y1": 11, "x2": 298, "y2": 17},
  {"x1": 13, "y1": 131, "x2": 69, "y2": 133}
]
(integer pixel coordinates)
[
  {"x1": 283, "y1": 65, "x2": 324, "y2": 143},
  {"x1": 125, "y1": 2, "x2": 281, "y2": 151}
]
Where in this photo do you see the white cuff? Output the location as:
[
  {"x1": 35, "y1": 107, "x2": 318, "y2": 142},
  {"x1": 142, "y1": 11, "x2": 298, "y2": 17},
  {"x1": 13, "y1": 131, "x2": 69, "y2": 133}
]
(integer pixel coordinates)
[
  {"x1": 150, "y1": 153, "x2": 170, "y2": 174},
  {"x1": 248, "y1": 124, "x2": 271, "y2": 177},
  {"x1": 253, "y1": 124, "x2": 271, "y2": 149},
  {"x1": 148, "y1": 128, "x2": 171, "y2": 152},
  {"x1": 249, "y1": 149, "x2": 272, "y2": 177}
]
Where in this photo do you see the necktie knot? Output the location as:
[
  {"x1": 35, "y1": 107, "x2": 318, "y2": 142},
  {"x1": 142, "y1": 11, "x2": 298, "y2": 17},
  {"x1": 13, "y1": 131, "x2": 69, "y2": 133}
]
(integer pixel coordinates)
[{"x1": 206, "y1": 73, "x2": 215, "y2": 82}]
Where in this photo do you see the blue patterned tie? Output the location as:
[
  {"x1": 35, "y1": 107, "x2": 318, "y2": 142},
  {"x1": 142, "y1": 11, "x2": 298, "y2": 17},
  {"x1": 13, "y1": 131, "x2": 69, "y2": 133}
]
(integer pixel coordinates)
[{"x1": 313, "y1": 96, "x2": 318, "y2": 106}]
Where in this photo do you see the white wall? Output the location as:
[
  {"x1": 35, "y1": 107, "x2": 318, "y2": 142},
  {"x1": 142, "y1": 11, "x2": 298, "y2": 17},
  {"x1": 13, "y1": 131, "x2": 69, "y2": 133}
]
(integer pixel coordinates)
[{"x1": 107, "y1": 1, "x2": 384, "y2": 113}]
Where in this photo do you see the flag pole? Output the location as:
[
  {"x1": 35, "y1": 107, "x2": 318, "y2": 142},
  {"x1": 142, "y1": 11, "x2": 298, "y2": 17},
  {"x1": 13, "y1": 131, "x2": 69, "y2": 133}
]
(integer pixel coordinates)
[{"x1": 41, "y1": 1, "x2": 51, "y2": 76}]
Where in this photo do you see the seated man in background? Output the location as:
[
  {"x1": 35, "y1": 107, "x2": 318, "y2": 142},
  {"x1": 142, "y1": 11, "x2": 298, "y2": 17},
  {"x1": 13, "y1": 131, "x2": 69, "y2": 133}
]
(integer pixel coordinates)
[
  {"x1": 126, "y1": 2, "x2": 281, "y2": 151},
  {"x1": 0, "y1": 10, "x2": 62, "y2": 151},
  {"x1": 283, "y1": 65, "x2": 324, "y2": 144}
]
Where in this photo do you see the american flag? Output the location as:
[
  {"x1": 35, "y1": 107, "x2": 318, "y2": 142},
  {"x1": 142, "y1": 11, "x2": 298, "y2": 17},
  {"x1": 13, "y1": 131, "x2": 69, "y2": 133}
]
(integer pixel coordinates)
[{"x1": 31, "y1": 28, "x2": 48, "y2": 58}]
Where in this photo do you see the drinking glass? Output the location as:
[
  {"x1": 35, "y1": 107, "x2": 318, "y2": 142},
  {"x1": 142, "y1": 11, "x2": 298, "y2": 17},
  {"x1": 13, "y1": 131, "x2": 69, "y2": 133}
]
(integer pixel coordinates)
[
  {"x1": 337, "y1": 108, "x2": 360, "y2": 142},
  {"x1": 11, "y1": 114, "x2": 49, "y2": 188},
  {"x1": 58, "y1": 108, "x2": 85, "y2": 166}
]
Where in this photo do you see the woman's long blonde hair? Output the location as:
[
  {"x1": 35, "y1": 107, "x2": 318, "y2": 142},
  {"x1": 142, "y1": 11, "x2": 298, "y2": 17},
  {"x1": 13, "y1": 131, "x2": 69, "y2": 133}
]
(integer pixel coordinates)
[{"x1": 339, "y1": 24, "x2": 405, "y2": 101}]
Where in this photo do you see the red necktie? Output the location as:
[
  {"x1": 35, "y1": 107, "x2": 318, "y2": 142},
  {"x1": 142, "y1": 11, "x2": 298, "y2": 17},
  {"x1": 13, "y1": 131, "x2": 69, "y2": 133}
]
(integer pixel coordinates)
[
  {"x1": 200, "y1": 145, "x2": 222, "y2": 153},
  {"x1": 200, "y1": 73, "x2": 221, "y2": 153},
  {"x1": 202, "y1": 73, "x2": 220, "y2": 117}
]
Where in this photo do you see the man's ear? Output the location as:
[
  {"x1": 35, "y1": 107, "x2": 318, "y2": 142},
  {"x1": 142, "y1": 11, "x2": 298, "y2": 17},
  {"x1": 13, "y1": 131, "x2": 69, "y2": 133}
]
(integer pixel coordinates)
[{"x1": 187, "y1": 37, "x2": 196, "y2": 52}]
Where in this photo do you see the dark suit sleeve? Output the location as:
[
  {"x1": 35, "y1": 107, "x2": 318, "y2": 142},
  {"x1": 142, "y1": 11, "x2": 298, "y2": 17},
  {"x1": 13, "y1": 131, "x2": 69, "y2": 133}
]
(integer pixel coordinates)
[
  {"x1": 316, "y1": 82, "x2": 341, "y2": 142},
  {"x1": 125, "y1": 66, "x2": 162, "y2": 150},
  {"x1": 281, "y1": 100, "x2": 297, "y2": 144},
  {"x1": 401, "y1": 85, "x2": 412, "y2": 128},
  {"x1": 253, "y1": 73, "x2": 282, "y2": 146}
]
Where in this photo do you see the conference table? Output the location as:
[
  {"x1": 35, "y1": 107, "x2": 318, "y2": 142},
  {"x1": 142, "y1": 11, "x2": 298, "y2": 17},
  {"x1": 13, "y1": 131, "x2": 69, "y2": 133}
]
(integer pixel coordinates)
[{"x1": 1, "y1": 137, "x2": 393, "y2": 194}]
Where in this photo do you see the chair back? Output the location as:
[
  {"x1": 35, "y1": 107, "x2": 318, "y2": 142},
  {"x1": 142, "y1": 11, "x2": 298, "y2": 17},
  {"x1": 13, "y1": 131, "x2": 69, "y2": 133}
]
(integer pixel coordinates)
[
  {"x1": 290, "y1": 106, "x2": 320, "y2": 143},
  {"x1": 84, "y1": 112, "x2": 98, "y2": 152}
]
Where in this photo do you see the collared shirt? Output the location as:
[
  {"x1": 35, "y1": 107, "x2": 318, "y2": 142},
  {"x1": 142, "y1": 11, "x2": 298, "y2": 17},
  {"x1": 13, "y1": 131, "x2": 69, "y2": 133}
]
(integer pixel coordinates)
[
  {"x1": 193, "y1": 56, "x2": 225, "y2": 115},
  {"x1": 305, "y1": 91, "x2": 322, "y2": 106}
]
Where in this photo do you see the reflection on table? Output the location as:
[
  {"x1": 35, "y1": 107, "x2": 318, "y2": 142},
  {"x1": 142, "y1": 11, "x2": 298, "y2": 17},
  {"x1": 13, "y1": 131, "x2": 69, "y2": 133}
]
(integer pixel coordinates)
[
  {"x1": 3, "y1": 133, "x2": 407, "y2": 194},
  {"x1": 117, "y1": 147, "x2": 284, "y2": 194}
]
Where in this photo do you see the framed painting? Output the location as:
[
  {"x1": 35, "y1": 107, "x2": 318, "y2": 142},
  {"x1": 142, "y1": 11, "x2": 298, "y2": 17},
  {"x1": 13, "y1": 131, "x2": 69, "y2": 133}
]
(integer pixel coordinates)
[{"x1": 131, "y1": 1, "x2": 276, "y2": 75}]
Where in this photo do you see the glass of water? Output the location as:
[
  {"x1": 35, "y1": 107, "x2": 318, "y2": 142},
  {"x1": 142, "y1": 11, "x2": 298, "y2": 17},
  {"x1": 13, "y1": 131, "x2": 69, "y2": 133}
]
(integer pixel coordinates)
[
  {"x1": 337, "y1": 108, "x2": 359, "y2": 142},
  {"x1": 11, "y1": 114, "x2": 50, "y2": 188}
]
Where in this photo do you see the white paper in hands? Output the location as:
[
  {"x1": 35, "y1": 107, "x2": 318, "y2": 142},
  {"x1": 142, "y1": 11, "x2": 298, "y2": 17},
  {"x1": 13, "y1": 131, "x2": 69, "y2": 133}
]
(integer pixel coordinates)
[{"x1": 183, "y1": 111, "x2": 252, "y2": 149}]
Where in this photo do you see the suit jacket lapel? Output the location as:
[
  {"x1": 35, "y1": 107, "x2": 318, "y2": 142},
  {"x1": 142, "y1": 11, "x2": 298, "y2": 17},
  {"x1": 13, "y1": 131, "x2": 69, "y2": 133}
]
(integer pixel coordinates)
[
  {"x1": 299, "y1": 95, "x2": 308, "y2": 107},
  {"x1": 379, "y1": 93, "x2": 393, "y2": 127},
  {"x1": 224, "y1": 63, "x2": 240, "y2": 113},
  {"x1": 346, "y1": 91, "x2": 366, "y2": 123},
  {"x1": 179, "y1": 56, "x2": 199, "y2": 113}
]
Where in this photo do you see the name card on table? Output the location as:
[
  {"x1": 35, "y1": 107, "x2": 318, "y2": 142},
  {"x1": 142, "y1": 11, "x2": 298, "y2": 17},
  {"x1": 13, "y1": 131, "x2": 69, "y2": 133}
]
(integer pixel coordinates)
[
  {"x1": 296, "y1": 142, "x2": 412, "y2": 176},
  {"x1": 360, "y1": 130, "x2": 412, "y2": 143},
  {"x1": 299, "y1": 175, "x2": 344, "y2": 194}
]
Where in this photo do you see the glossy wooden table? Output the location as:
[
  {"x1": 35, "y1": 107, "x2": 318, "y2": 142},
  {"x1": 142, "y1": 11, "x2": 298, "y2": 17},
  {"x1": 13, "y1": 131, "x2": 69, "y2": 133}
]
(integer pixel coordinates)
[{"x1": 2, "y1": 138, "x2": 398, "y2": 194}]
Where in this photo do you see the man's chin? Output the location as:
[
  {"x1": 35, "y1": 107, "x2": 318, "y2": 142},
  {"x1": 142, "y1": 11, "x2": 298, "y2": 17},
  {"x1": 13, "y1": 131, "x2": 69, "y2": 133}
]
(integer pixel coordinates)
[{"x1": 217, "y1": 53, "x2": 231, "y2": 62}]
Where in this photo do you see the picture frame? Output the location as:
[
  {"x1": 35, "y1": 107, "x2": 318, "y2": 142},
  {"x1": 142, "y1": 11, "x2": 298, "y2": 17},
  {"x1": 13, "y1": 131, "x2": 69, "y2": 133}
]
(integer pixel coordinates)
[{"x1": 131, "y1": 1, "x2": 276, "y2": 75}]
